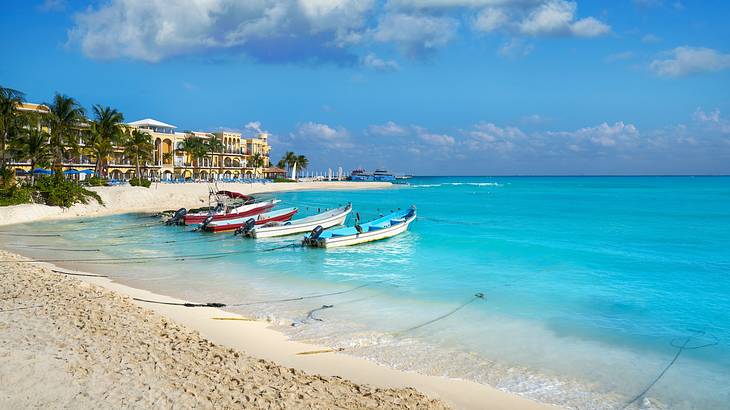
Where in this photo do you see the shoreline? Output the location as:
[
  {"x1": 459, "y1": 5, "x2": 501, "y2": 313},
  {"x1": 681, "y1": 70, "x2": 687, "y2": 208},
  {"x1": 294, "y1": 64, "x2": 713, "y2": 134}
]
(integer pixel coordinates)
[
  {"x1": 0, "y1": 181, "x2": 554, "y2": 409},
  {"x1": 0, "y1": 181, "x2": 392, "y2": 227},
  {"x1": 0, "y1": 249, "x2": 554, "y2": 410}
]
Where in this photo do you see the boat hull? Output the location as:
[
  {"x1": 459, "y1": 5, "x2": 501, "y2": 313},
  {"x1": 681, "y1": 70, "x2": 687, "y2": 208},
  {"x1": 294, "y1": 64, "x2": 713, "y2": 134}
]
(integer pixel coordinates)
[
  {"x1": 183, "y1": 201, "x2": 277, "y2": 225},
  {"x1": 204, "y1": 208, "x2": 298, "y2": 233},
  {"x1": 248, "y1": 207, "x2": 351, "y2": 238},
  {"x1": 307, "y1": 210, "x2": 416, "y2": 248}
]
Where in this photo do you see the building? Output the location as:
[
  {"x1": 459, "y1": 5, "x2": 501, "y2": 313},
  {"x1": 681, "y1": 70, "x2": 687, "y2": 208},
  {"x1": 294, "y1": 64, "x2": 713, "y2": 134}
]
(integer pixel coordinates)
[{"x1": 8, "y1": 106, "x2": 273, "y2": 181}]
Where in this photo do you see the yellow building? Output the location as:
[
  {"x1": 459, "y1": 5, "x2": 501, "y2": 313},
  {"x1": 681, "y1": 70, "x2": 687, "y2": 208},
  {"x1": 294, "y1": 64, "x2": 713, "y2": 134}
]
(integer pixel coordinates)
[{"x1": 8, "y1": 107, "x2": 274, "y2": 181}]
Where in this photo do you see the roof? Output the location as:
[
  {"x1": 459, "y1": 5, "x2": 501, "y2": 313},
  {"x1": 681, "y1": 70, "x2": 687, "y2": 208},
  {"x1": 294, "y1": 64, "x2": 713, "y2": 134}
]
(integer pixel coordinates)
[
  {"x1": 16, "y1": 102, "x2": 50, "y2": 113},
  {"x1": 127, "y1": 118, "x2": 177, "y2": 129},
  {"x1": 263, "y1": 167, "x2": 287, "y2": 173}
]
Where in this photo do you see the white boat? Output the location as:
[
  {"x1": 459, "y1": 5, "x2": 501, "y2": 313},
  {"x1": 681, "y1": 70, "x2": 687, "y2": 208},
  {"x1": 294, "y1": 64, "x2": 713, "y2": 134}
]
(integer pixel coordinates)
[
  {"x1": 245, "y1": 203, "x2": 352, "y2": 238},
  {"x1": 303, "y1": 206, "x2": 416, "y2": 248}
]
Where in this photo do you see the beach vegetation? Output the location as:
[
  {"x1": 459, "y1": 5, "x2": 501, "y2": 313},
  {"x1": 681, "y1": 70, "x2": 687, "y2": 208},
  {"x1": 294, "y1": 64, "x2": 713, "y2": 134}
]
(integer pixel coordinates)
[
  {"x1": 272, "y1": 177, "x2": 296, "y2": 183},
  {"x1": 124, "y1": 129, "x2": 154, "y2": 182},
  {"x1": 47, "y1": 93, "x2": 85, "y2": 173},
  {"x1": 0, "y1": 185, "x2": 33, "y2": 206},
  {"x1": 277, "y1": 152, "x2": 308, "y2": 175},
  {"x1": 87, "y1": 105, "x2": 125, "y2": 177},
  {"x1": 33, "y1": 176, "x2": 103, "y2": 207},
  {"x1": 129, "y1": 177, "x2": 151, "y2": 188}
]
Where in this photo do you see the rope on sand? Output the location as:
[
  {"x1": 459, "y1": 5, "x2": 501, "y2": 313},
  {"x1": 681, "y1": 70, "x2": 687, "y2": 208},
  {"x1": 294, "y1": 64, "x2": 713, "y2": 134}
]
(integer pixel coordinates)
[
  {"x1": 51, "y1": 269, "x2": 108, "y2": 278},
  {"x1": 296, "y1": 348, "x2": 345, "y2": 355}
]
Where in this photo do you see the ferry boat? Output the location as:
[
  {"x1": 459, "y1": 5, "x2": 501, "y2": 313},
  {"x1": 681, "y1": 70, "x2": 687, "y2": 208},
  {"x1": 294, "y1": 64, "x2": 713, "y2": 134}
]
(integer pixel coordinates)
[
  {"x1": 349, "y1": 168, "x2": 372, "y2": 181},
  {"x1": 372, "y1": 169, "x2": 396, "y2": 182}
]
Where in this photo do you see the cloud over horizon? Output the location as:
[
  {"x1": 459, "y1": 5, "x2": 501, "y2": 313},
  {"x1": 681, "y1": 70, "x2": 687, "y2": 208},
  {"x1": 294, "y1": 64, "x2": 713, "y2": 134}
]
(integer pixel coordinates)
[{"x1": 68, "y1": 0, "x2": 611, "y2": 65}]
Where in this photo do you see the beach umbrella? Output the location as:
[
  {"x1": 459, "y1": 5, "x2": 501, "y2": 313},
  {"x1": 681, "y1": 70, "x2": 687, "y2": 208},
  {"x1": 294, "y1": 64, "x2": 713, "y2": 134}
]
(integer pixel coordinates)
[
  {"x1": 64, "y1": 169, "x2": 80, "y2": 175},
  {"x1": 32, "y1": 168, "x2": 53, "y2": 175},
  {"x1": 79, "y1": 169, "x2": 95, "y2": 175}
]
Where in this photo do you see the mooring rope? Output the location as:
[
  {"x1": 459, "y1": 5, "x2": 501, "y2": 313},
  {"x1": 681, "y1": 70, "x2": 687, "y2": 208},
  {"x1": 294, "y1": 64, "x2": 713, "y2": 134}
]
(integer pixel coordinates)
[
  {"x1": 620, "y1": 330, "x2": 719, "y2": 409},
  {"x1": 393, "y1": 292, "x2": 486, "y2": 336},
  {"x1": 0, "y1": 241, "x2": 300, "y2": 264},
  {"x1": 51, "y1": 269, "x2": 108, "y2": 278}
]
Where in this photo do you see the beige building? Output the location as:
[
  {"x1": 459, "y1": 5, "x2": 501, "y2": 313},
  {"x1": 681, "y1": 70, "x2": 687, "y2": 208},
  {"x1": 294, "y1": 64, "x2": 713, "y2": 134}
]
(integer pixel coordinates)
[{"x1": 9, "y1": 108, "x2": 277, "y2": 181}]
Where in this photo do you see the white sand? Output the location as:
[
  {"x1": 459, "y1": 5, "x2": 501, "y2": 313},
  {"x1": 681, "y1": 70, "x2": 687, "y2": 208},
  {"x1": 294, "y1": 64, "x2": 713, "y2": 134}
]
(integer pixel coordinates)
[{"x1": 0, "y1": 182, "x2": 556, "y2": 409}]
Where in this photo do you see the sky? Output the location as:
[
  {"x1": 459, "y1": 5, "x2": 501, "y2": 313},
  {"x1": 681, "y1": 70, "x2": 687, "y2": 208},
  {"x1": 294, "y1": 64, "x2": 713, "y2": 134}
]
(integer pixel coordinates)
[{"x1": 1, "y1": 0, "x2": 729, "y2": 175}]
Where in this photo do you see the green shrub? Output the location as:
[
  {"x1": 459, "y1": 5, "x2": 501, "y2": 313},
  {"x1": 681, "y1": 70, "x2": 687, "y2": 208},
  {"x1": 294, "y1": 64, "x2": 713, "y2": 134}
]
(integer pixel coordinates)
[
  {"x1": 0, "y1": 167, "x2": 15, "y2": 190},
  {"x1": 87, "y1": 176, "x2": 107, "y2": 186},
  {"x1": 0, "y1": 186, "x2": 33, "y2": 206},
  {"x1": 34, "y1": 176, "x2": 103, "y2": 208},
  {"x1": 273, "y1": 177, "x2": 295, "y2": 183},
  {"x1": 129, "y1": 177, "x2": 151, "y2": 188}
]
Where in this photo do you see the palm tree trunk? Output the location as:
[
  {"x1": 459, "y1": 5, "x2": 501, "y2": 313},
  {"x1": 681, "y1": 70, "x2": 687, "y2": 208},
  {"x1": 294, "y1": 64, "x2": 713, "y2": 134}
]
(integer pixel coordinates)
[{"x1": 136, "y1": 153, "x2": 141, "y2": 182}]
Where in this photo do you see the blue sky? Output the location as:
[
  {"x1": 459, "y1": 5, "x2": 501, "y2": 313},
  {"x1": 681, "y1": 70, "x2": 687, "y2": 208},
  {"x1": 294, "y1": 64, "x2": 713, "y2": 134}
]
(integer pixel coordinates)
[{"x1": 1, "y1": 0, "x2": 729, "y2": 175}]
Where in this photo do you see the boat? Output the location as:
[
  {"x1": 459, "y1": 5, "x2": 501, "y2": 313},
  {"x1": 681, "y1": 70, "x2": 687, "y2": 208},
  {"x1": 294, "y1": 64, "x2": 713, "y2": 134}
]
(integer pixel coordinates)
[
  {"x1": 349, "y1": 168, "x2": 372, "y2": 181},
  {"x1": 243, "y1": 203, "x2": 352, "y2": 238},
  {"x1": 164, "y1": 190, "x2": 255, "y2": 225},
  {"x1": 203, "y1": 207, "x2": 298, "y2": 233},
  {"x1": 302, "y1": 206, "x2": 416, "y2": 248},
  {"x1": 183, "y1": 198, "x2": 280, "y2": 225},
  {"x1": 372, "y1": 169, "x2": 396, "y2": 182}
]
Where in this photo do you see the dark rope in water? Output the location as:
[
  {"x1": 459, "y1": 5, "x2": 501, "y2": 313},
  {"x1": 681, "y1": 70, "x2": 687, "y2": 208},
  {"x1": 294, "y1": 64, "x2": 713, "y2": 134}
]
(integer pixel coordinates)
[
  {"x1": 394, "y1": 292, "x2": 486, "y2": 336},
  {"x1": 620, "y1": 330, "x2": 719, "y2": 409},
  {"x1": 0, "y1": 242, "x2": 300, "y2": 264},
  {"x1": 0, "y1": 233, "x2": 60, "y2": 237},
  {"x1": 132, "y1": 282, "x2": 378, "y2": 309},
  {"x1": 306, "y1": 304, "x2": 333, "y2": 322},
  {"x1": 12, "y1": 245, "x2": 101, "y2": 252}
]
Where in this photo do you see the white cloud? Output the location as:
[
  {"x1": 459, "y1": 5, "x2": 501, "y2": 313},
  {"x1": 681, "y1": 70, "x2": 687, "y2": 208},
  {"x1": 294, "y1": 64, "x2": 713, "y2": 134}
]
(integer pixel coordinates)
[
  {"x1": 371, "y1": 13, "x2": 458, "y2": 57},
  {"x1": 415, "y1": 127, "x2": 456, "y2": 146},
  {"x1": 362, "y1": 53, "x2": 400, "y2": 72},
  {"x1": 642, "y1": 33, "x2": 661, "y2": 44},
  {"x1": 68, "y1": 0, "x2": 611, "y2": 63},
  {"x1": 38, "y1": 0, "x2": 66, "y2": 12},
  {"x1": 367, "y1": 121, "x2": 409, "y2": 136},
  {"x1": 548, "y1": 122, "x2": 639, "y2": 147},
  {"x1": 498, "y1": 38, "x2": 534, "y2": 58},
  {"x1": 694, "y1": 108, "x2": 730, "y2": 134},
  {"x1": 69, "y1": 0, "x2": 374, "y2": 63},
  {"x1": 294, "y1": 121, "x2": 352, "y2": 149},
  {"x1": 473, "y1": 7, "x2": 510, "y2": 32},
  {"x1": 471, "y1": 0, "x2": 610, "y2": 38},
  {"x1": 570, "y1": 17, "x2": 610, "y2": 37},
  {"x1": 650, "y1": 47, "x2": 730, "y2": 77}
]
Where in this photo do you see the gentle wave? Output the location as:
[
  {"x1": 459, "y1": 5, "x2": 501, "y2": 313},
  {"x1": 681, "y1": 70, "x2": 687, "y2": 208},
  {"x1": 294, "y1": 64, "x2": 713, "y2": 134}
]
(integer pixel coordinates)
[{"x1": 410, "y1": 182, "x2": 503, "y2": 188}]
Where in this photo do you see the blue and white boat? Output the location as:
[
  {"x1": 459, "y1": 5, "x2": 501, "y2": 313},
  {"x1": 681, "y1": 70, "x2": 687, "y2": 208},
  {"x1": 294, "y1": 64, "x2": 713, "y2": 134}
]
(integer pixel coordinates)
[{"x1": 303, "y1": 206, "x2": 416, "y2": 248}]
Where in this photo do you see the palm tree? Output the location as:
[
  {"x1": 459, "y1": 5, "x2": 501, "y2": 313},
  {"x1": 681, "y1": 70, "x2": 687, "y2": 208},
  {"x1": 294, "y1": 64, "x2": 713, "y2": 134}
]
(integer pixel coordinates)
[
  {"x1": 48, "y1": 93, "x2": 85, "y2": 173},
  {"x1": 124, "y1": 129, "x2": 154, "y2": 181},
  {"x1": 86, "y1": 123, "x2": 115, "y2": 177},
  {"x1": 0, "y1": 86, "x2": 25, "y2": 171},
  {"x1": 206, "y1": 135, "x2": 224, "y2": 178},
  {"x1": 181, "y1": 134, "x2": 206, "y2": 177},
  {"x1": 296, "y1": 155, "x2": 308, "y2": 172},
  {"x1": 251, "y1": 153, "x2": 265, "y2": 176},
  {"x1": 13, "y1": 126, "x2": 51, "y2": 185},
  {"x1": 278, "y1": 151, "x2": 297, "y2": 173}
]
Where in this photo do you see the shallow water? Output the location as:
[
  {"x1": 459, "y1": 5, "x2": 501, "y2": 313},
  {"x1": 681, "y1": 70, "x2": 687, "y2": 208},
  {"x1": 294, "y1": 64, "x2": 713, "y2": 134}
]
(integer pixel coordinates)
[{"x1": 3, "y1": 176, "x2": 729, "y2": 409}]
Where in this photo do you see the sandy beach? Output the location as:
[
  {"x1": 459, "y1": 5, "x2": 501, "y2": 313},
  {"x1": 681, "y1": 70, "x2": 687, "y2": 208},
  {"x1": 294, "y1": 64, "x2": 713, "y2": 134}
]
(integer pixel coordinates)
[{"x1": 0, "y1": 182, "x2": 554, "y2": 409}]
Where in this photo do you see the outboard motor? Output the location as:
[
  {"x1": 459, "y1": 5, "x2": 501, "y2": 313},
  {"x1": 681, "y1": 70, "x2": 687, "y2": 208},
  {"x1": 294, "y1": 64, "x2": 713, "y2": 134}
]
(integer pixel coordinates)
[
  {"x1": 166, "y1": 208, "x2": 187, "y2": 225},
  {"x1": 197, "y1": 215, "x2": 214, "y2": 231},
  {"x1": 310, "y1": 225, "x2": 324, "y2": 240},
  {"x1": 234, "y1": 218, "x2": 256, "y2": 236}
]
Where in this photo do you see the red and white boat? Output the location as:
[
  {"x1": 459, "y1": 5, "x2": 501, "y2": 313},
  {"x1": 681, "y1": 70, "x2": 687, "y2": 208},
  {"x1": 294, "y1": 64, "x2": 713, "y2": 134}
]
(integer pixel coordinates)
[
  {"x1": 183, "y1": 198, "x2": 280, "y2": 225},
  {"x1": 203, "y1": 207, "x2": 298, "y2": 233}
]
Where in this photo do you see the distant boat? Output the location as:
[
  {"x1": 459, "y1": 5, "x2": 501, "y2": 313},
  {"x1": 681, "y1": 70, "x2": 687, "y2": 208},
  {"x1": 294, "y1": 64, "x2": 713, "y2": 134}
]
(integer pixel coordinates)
[
  {"x1": 203, "y1": 207, "x2": 298, "y2": 233},
  {"x1": 303, "y1": 206, "x2": 416, "y2": 248},
  {"x1": 372, "y1": 169, "x2": 396, "y2": 182},
  {"x1": 243, "y1": 203, "x2": 352, "y2": 238},
  {"x1": 349, "y1": 168, "x2": 372, "y2": 181}
]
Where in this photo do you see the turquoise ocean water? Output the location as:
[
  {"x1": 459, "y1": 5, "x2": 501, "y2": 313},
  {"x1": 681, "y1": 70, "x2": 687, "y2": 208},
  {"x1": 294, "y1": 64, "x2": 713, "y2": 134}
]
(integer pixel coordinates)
[{"x1": 3, "y1": 176, "x2": 729, "y2": 409}]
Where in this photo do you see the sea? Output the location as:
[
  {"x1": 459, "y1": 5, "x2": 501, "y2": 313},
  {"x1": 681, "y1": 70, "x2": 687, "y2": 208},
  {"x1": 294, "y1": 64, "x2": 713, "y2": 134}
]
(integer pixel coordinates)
[{"x1": 2, "y1": 176, "x2": 729, "y2": 409}]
